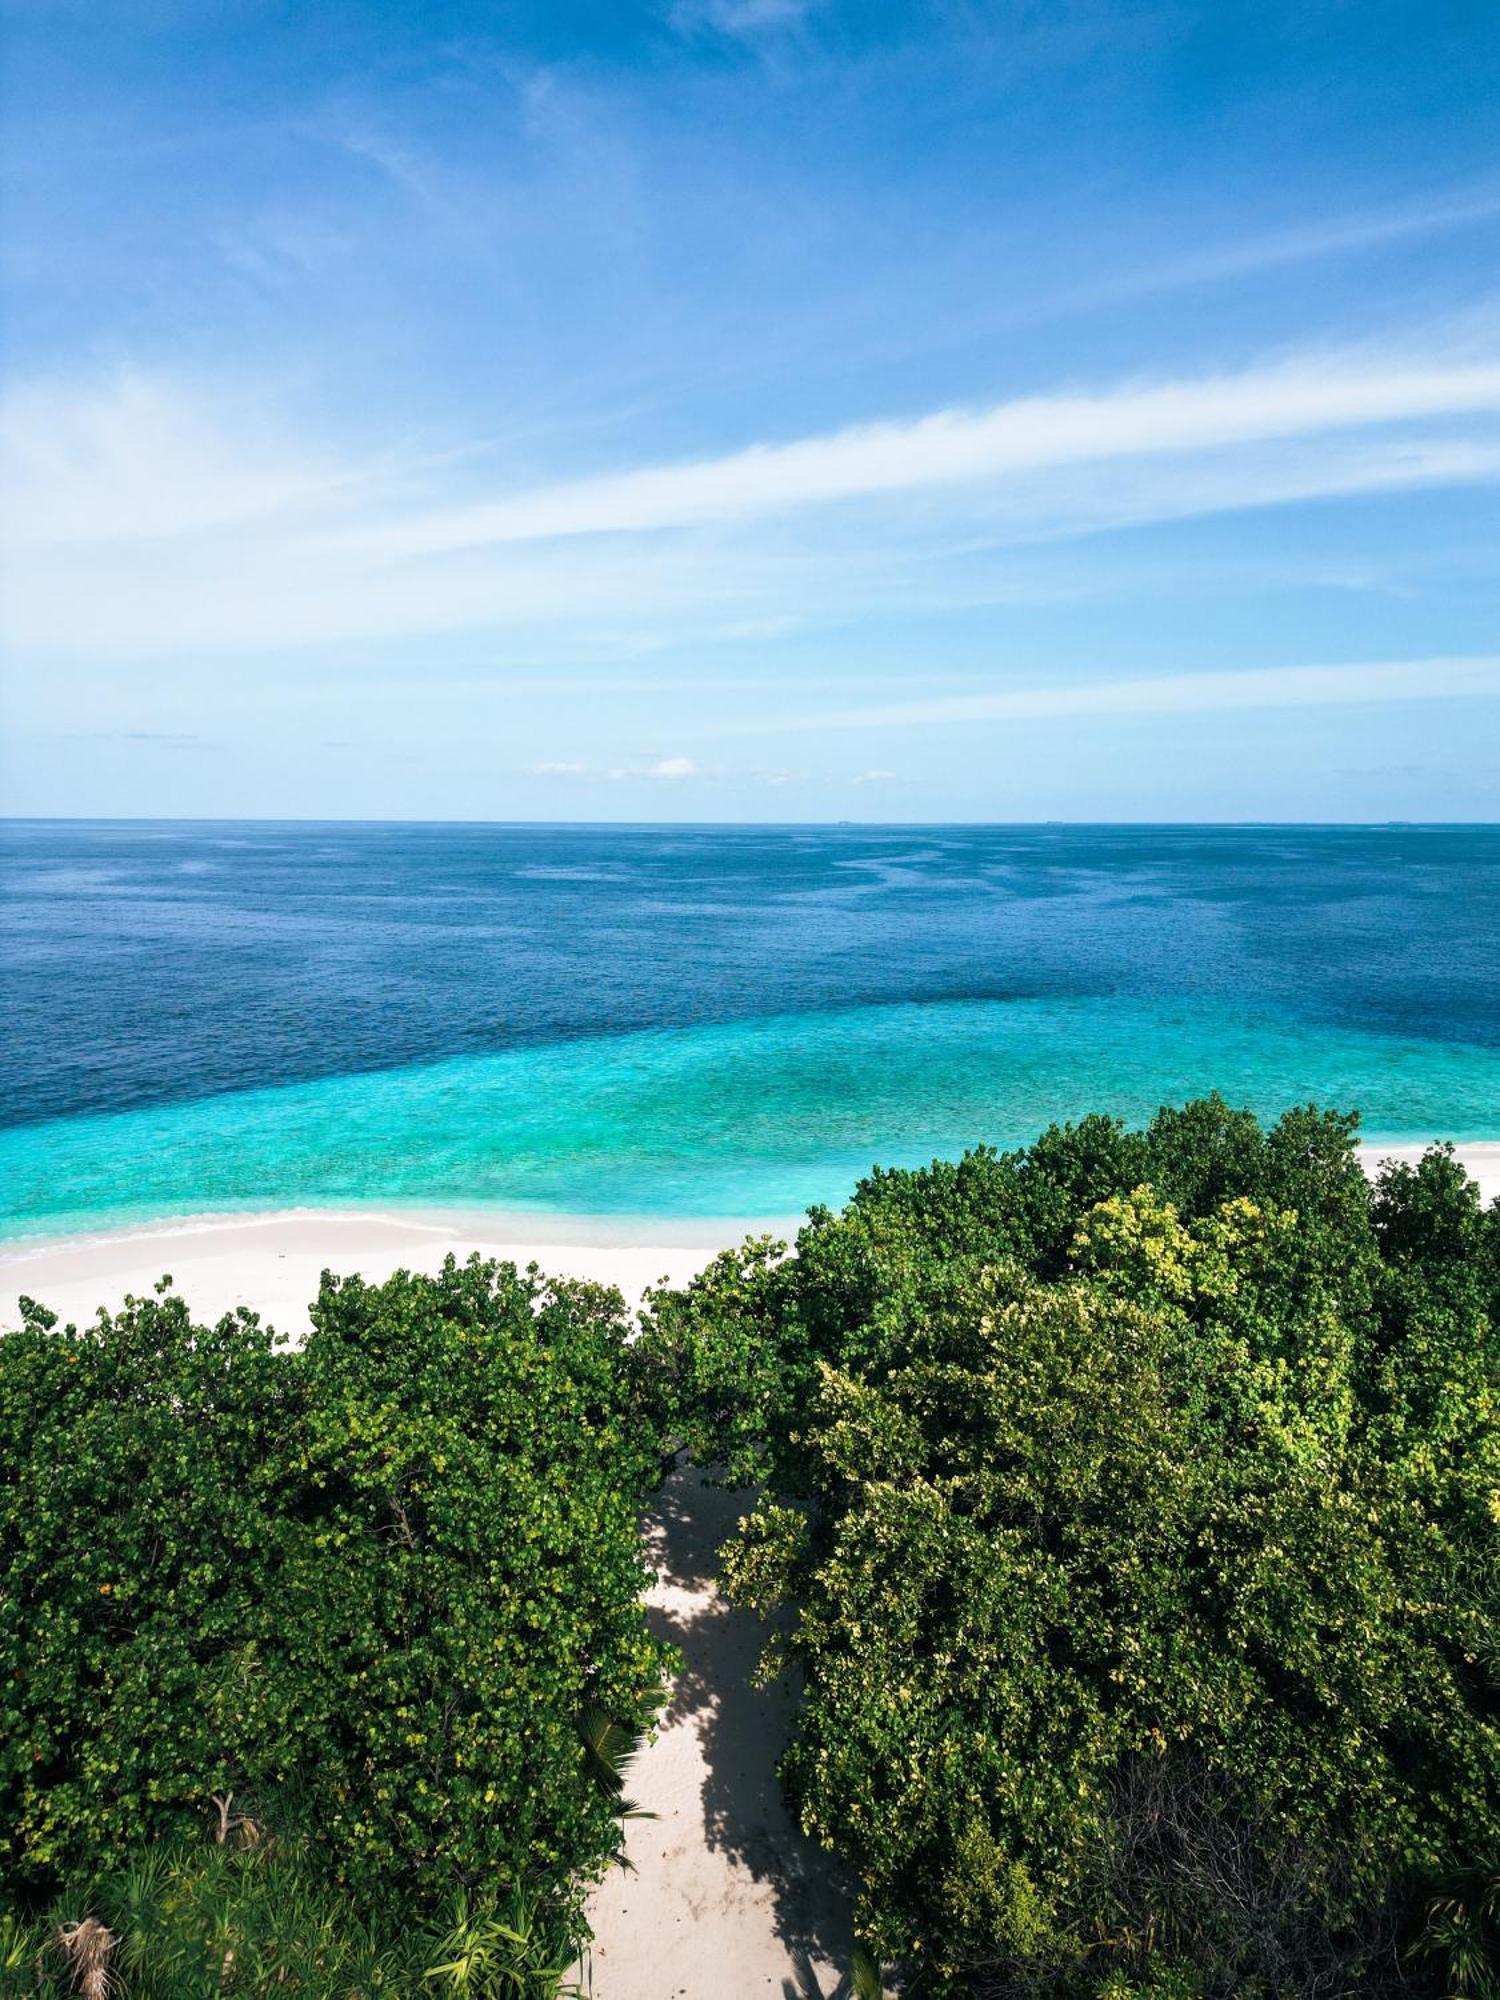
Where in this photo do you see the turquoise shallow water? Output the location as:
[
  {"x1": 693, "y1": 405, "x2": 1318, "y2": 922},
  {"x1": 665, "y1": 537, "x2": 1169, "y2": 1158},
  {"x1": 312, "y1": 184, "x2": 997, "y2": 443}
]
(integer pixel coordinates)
[
  {"x1": 3, "y1": 994, "x2": 1498, "y2": 1241},
  {"x1": 4, "y1": 822, "x2": 1498, "y2": 1239}
]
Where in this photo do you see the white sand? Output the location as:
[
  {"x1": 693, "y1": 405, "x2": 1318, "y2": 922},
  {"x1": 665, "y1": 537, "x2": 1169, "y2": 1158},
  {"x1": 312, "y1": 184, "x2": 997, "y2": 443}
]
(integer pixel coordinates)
[
  {"x1": 3, "y1": 1142, "x2": 1495, "y2": 1335},
  {"x1": 581, "y1": 1470, "x2": 853, "y2": 2000},
  {"x1": 1358, "y1": 1140, "x2": 1500, "y2": 1203},
  {"x1": 0, "y1": 1206, "x2": 799, "y2": 1336}
]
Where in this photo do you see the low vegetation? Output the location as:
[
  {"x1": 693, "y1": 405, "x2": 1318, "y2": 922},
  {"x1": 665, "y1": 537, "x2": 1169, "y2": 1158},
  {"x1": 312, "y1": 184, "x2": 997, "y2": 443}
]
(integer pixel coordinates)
[
  {"x1": 636, "y1": 1099, "x2": 1500, "y2": 1996},
  {"x1": 0, "y1": 1834, "x2": 578, "y2": 1996},
  {"x1": 3, "y1": 1099, "x2": 1495, "y2": 1996},
  {"x1": 0, "y1": 1258, "x2": 673, "y2": 1994}
]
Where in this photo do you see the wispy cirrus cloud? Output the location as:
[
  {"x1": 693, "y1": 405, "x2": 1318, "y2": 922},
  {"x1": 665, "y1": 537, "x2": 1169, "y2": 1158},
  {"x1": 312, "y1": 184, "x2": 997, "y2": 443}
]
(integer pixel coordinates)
[
  {"x1": 931, "y1": 183, "x2": 1500, "y2": 349},
  {"x1": 0, "y1": 373, "x2": 366, "y2": 550},
  {"x1": 1139, "y1": 182, "x2": 1500, "y2": 292},
  {"x1": 721, "y1": 654, "x2": 1500, "y2": 735},
  {"x1": 342, "y1": 340, "x2": 1500, "y2": 560},
  {"x1": 5, "y1": 324, "x2": 1500, "y2": 660},
  {"x1": 667, "y1": 0, "x2": 817, "y2": 40}
]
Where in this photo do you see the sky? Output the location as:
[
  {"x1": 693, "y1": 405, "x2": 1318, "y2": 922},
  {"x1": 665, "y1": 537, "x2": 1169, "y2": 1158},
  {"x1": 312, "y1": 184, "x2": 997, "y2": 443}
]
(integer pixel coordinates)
[{"x1": 1, "y1": 0, "x2": 1498, "y2": 822}]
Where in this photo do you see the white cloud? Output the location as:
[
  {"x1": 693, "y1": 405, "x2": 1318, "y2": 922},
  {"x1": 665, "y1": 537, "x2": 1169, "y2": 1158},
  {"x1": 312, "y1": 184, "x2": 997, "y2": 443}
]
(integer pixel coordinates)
[
  {"x1": 5, "y1": 330, "x2": 1500, "y2": 660},
  {"x1": 852, "y1": 768, "x2": 899, "y2": 783},
  {"x1": 0, "y1": 373, "x2": 368, "y2": 550},
  {"x1": 669, "y1": 0, "x2": 813, "y2": 39},
  {"x1": 340, "y1": 344, "x2": 1500, "y2": 561},
  {"x1": 1151, "y1": 184, "x2": 1500, "y2": 290},
  {"x1": 727, "y1": 654, "x2": 1500, "y2": 736},
  {"x1": 1001, "y1": 185, "x2": 1500, "y2": 334},
  {"x1": 533, "y1": 759, "x2": 588, "y2": 775},
  {"x1": 598, "y1": 756, "x2": 705, "y2": 781}
]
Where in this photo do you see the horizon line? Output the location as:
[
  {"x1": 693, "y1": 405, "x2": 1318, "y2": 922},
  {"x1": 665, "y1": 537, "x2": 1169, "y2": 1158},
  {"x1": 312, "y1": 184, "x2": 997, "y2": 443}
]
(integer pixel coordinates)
[{"x1": 3, "y1": 815, "x2": 1498, "y2": 832}]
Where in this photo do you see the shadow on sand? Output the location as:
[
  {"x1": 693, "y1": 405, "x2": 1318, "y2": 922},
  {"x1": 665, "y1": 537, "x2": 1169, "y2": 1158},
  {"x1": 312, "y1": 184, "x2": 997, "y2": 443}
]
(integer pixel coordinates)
[{"x1": 644, "y1": 1466, "x2": 857, "y2": 1999}]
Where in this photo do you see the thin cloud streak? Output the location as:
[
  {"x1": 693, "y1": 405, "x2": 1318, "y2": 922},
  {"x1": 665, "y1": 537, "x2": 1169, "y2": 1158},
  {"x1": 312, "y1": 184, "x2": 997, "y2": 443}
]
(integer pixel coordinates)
[
  {"x1": 669, "y1": 0, "x2": 815, "y2": 36},
  {"x1": 6, "y1": 426, "x2": 1499, "y2": 658},
  {"x1": 0, "y1": 374, "x2": 367, "y2": 550},
  {"x1": 722, "y1": 655, "x2": 1500, "y2": 735},
  {"x1": 1152, "y1": 183, "x2": 1500, "y2": 289},
  {"x1": 346, "y1": 348, "x2": 1500, "y2": 558},
  {"x1": 6, "y1": 335, "x2": 1500, "y2": 659},
  {"x1": 884, "y1": 185, "x2": 1500, "y2": 367},
  {"x1": 1013, "y1": 185, "x2": 1500, "y2": 331}
]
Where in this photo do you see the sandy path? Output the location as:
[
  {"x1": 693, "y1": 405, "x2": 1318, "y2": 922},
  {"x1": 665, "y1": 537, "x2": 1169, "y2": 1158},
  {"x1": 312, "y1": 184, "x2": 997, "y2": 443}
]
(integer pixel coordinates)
[{"x1": 583, "y1": 1470, "x2": 854, "y2": 2000}]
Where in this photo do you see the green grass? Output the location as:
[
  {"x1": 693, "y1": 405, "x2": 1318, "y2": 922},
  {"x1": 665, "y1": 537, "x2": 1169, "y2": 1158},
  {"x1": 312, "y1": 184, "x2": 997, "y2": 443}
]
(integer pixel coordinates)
[{"x1": 0, "y1": 1836, "x2": 580, "y2": 1999}]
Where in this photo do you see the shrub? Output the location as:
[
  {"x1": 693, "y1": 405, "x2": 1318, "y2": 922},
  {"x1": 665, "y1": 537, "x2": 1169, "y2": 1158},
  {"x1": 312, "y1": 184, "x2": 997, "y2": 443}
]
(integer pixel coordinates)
[
  {"x1": 0, "y1": 1833, "x2": 578, "y2": 1997},
  {"x1": 636, "y1": 1099, "x2": 1500, "y2": 1995},
  {"x1": 0, "y1": 1257, "x2": 673, "y2": 1942}
]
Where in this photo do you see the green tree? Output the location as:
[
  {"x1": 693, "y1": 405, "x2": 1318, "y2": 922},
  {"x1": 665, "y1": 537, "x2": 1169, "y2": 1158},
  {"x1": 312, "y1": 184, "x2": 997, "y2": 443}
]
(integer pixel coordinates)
[
  {"x1": 637, "y1": 1100, "x2": 1500, "y2": 1995},
  {"x1": 1, "y1": 1257, "x2": 674, "y2": 1949}
]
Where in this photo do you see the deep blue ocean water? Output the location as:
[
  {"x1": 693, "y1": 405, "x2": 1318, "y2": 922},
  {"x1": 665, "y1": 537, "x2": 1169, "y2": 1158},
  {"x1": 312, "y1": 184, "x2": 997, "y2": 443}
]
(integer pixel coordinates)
[{"x1": 2, "y1": 821, "x2": 1497, "y2": 1237}]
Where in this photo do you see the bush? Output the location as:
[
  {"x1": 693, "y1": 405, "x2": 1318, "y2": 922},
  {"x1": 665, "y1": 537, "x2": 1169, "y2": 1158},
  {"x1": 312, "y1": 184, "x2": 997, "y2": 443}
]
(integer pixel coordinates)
[
  {"x1": 0, "y1": 1833, "x2": 578, "y2": 1997},
  {"x1": 0, "y1": 1257, "x2": 673, "y2": 1945},
  {"x1": 636, "y1": 1099, "x2": 1500, "y2": 1995}
]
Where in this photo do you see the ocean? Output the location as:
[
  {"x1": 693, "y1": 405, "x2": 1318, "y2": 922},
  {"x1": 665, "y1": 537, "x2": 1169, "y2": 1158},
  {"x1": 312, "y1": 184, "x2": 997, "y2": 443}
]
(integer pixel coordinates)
[{"x1": 2, "y1": 820, "x2": 1497, "y2": 1238}]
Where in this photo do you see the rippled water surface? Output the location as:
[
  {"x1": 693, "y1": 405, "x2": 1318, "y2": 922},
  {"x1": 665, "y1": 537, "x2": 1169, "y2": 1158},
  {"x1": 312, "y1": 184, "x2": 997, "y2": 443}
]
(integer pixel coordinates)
[{"x1": 3, "y1": 821, "x2": 1497, "y2": 1235}]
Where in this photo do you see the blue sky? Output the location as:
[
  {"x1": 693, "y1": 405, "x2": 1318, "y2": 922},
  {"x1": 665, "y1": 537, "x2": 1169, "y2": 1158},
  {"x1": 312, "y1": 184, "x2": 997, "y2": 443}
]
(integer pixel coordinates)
[{"x1": 1, "y1": 0, "x2": 1498, "y2": 821}]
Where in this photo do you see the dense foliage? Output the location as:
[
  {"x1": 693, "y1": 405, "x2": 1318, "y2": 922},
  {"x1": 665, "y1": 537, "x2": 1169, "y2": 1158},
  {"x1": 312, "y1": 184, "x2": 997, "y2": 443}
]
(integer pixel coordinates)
[
  {"x1": 0, "y1": 1257, "x2": 672, "y2": 1960},
  {"x1": 637, "y1": 1100, "x2": 1500, "y2": 1996},
  {"x1": 0, "y1": 1834, "x2": 578, "y2": 1998}
]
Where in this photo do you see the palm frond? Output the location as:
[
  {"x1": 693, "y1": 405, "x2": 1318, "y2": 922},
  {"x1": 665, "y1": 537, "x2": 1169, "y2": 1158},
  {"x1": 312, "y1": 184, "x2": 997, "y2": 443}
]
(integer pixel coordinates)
[
  {"x1": 577, "y1": 1704, "x2": 635, "y2": 1794},
  {"x1": 849, "y1": 1940, "x2": 886, "y2": 2000}
]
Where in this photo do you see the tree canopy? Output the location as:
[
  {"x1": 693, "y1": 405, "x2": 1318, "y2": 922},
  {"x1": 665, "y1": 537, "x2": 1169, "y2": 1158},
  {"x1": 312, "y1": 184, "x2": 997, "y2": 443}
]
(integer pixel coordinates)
[
  {"x1": 0, "y1": 1257, "x2": 673, "y2": 1952},
  {"x1": 636, "y1": 1100, "x2": 1500, "y2": 1995}
]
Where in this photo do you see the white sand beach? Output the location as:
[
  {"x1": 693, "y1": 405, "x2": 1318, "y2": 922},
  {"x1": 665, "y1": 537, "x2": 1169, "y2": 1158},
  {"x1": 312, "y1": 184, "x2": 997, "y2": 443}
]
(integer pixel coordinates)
[
  {"x1": 2, "y1": 1141, "x2": 1495, "y2": 1337},
  {"x1": 0, "y1": 1206, "x2": 799, "y2": 1337},
  {"x1": 1359, "y1": 1140, "x2": 1500, "y2": 1200}
]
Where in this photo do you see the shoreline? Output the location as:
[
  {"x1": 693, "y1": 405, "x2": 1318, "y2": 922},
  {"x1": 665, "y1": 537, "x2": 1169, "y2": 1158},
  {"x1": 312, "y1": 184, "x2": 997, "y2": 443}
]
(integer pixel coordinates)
[
  {"x1": 0, "y1": 1200, "x2": 801, "y2": 1260},
  {"x1": 1355, "y1": 1138, "x2": 1500, "y2": 1201},
  {"x1": 0, "y1": 1206, "x2": 798, "y2": 1336},
  {"x1": 2, "y1": 1139, "x2": 1495, "y2": 1335}
]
